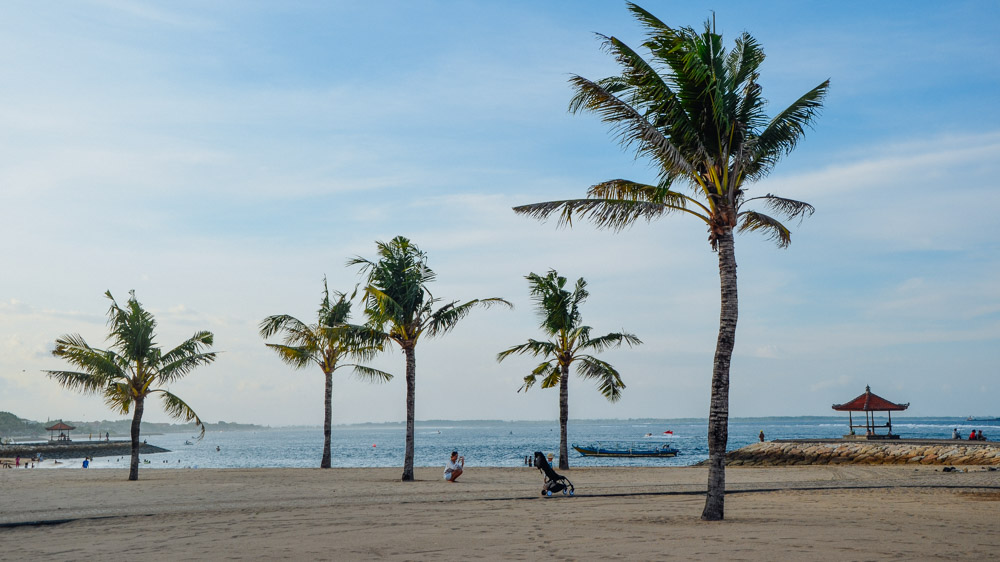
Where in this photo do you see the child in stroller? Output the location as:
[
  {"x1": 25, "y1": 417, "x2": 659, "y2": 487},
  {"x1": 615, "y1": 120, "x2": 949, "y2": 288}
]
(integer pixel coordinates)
[{"x1": 533, "y1": 451, "x2": 574, "y2": 497}]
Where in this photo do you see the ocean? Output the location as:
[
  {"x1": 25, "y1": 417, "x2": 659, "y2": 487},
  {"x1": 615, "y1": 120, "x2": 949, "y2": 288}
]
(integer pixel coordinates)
[{"x1": 48, "y1": 416, "x2": 998, "y2": 471}]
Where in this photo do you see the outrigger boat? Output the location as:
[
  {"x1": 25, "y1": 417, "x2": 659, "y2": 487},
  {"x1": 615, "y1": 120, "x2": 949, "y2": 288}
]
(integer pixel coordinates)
[{"x1": 572, "y1": 441, "x2": 679, "y2": 458}]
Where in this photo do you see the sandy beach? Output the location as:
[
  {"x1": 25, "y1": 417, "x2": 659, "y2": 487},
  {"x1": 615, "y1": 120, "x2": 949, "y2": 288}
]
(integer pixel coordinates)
[{"x1": 2, "y1": 465, "x2": 998, "y2": 560}]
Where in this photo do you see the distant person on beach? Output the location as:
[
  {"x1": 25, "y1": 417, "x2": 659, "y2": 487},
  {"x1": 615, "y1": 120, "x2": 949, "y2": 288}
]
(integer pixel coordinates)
[
  {"x1": 977, "y1": 430, "x2": 986, "y2": 441},
  {"x1": 759, "y1": 430, "x2": 765, "y2": 442},
  {"x1": 82, "y1": 458, "x2": 89, "y2": 468},
  {"x1": 15, "y1": 456, "x2": 19, "y2": 468},
  {"x1": 952, "y1": 428, "x2": 960, "y2": 439},
  {"x1": 444, "y1": 451, "x2": 464, "y2": 482},
  {"x1": 106, "y1": 432, "x2": 110, "y2": 441},
  {"x1": 969, "y1": 430, "x2": 977, "y2": 440}
]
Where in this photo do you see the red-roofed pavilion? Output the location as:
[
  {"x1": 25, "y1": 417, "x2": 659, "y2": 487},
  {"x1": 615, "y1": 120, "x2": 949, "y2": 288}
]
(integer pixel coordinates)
[
  {"x1": 832, "y1": 386, "x2": 909, "y2": 439},
  {"x1": 45, "y1": 421, "x2": 76, "y2": 442}
]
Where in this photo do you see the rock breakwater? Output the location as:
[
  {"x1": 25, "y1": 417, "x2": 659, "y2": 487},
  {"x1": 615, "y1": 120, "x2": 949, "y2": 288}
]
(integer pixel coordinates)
[
  {"x1": 1, "y1": 441, "x2": 169, "y2": 460},
  {"x1": 722, "y1": 440, "x2": 1000, "y2": 467}
]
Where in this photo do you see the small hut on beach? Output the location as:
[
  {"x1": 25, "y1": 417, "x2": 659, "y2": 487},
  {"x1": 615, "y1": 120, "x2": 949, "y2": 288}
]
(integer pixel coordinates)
[
  {"x1": 45, "y1": 421, "x2": 76, "y2": 442},
  {"x1": 833, "y1": 386, "x2": 909, "y2": 439}
]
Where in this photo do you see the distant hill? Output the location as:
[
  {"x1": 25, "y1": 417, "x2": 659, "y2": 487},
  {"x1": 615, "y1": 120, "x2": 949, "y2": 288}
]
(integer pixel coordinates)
[{"x1": 0, "y1": 411, "x2": 267, "y2": 439}]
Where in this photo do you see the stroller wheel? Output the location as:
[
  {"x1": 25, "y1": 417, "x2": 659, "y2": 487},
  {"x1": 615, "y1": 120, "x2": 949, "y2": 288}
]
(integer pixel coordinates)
[
  {"x1": 546, "y1": 490, "x2": 552, "y2": 497},
  {"x1": 569, "y1": 489, "x2": 574, "y2": 496},
  {"x1": 562, "y1": 489, "x2": 568, "y2": 495}
]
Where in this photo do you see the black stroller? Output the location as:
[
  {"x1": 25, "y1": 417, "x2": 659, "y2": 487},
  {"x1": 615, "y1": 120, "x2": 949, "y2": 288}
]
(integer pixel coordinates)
[{"x1": 533, "y1": 451, "x2": 574, "y2": 497}]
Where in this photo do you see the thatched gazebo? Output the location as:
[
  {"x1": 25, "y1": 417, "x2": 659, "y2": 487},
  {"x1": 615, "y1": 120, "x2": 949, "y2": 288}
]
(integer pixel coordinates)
[
  {"x1": 45, "y1": 421, "x2": 76, "y2": 442},
  {"x1": 833, "y1": 385, "x2": 909, "y2": 439}
]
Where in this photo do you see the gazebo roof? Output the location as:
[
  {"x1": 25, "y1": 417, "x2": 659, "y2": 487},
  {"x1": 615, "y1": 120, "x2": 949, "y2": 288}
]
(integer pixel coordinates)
[
  {"x1": 45, "y1": 421, "x2": 76, "y2": 431},
  {"x1": 832, "y1": 385, "x2": 909, "y2": 412}
]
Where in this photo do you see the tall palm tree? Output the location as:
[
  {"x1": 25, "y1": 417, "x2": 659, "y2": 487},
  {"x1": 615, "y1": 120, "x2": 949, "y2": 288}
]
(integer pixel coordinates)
[
  {"x1": 259, "y1": 278, "x2": 392, "y2": 468},
  {"x1": 46, "y1": 291, "x2": 216, "y2": 481},
  {"x1": 513, "y1": 4, "x2": 828, "y2": 520},
  {"x1": 497, "y1": 270, "x2": 641, "y2": 470},
  {"x1": 348, "y1": 236, "x2": 512, "y2": 481}
]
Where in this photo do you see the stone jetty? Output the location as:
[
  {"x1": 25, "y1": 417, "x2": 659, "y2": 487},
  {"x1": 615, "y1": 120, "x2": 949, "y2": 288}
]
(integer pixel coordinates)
[
  {"x1": 721, "y1": 439, "x2": 1000, "y2": 467},
  {"x1": 1, "y1": 440, "x2": 168, "y2": 460}
]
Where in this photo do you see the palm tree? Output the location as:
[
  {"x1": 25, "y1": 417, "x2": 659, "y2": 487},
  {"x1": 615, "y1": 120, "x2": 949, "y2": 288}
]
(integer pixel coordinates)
[
  {"x1": 46, "y1": 291, "x2": 216, "y2": 481},
  {"x1": 498, "y1": 270, "x2": 641, "y2": 470},
  {"x1": 259, "y1": 278, "x2": 393, "y2": 468},
  {"x1": 348, "y1": 236, "x2": 512, "y2": 481},
  {"x1": 513, "y1": 4, "x2": 828, "y2": 520}
]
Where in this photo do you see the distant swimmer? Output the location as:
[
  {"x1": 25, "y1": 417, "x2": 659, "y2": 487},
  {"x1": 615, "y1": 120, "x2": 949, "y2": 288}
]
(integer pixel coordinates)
[{"x1": 216, "y1": 446, "x2": 221, "y2": 452}]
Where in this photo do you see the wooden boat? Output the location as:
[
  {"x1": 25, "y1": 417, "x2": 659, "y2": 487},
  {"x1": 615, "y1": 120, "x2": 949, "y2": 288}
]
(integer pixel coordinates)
[{"x1": 572, "y1": 441, "x2": 679, "y2": 458}]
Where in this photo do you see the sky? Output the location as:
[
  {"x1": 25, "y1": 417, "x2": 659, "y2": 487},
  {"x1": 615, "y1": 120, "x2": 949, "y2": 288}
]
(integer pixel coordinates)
[{"x1": 1, "y1": 1, "x2": 998, "y2": 426}]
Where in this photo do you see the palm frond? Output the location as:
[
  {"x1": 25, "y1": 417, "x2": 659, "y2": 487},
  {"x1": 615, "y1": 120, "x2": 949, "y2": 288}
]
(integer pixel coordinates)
[
  {"x1": 159, "y1": 331, "x2": 215, "y2": 370},
  {"x1": 497, "y1": 339, "x2": 559, "y2": 362},
  {"x1": 104, "y1": 290, "x2": 157, "y2": 361},
  {"x1": 51, "y1": 334, "x2": 125, "y2": 381},
  {"x1": 736, "y1": 210, "x2": 792, "y2": 248},
  {"x1": 346, "y1": 364, "x2": 394, "y2": 383},
  {"x1": 575, "y1": 356, "x2": 626, "y2": 402},
  {"x1": 337, "y1": 325, "x2": 389, "y2": 362},
  {"x1": 513, "y1": 197, "x2": 673, "y2": 231},
  {"x1": 587, "y1": 179, "x2": 710, "y2": 217},
  {"x1": 265, "y1": 344, "x2": 315, "y2": 369},
  {"x1": 361, "y1": 285, "x2": 413, "y2": 332},
  {"x1": 539, "y1": 366, "x2": 562, "y2": 389},
  {"x1": 579, "y1": 331, "x2": 643, "y2": 353},
  {"x1": 258, "y1": 314, "x2": 311, "y2": 343},
  {"x1": 154, "y1": 389, "x2": 205, "y2": 439},
  {"x1": 569, "y1": 75, "x2": 695, "y2": 177},
  {"x1": 426, "y1": 298, "x2": 512, "y2": 337},
  {"x1": 743, "y1": 193, "x2": 815, "y2": 223},
  {"x1": 750, "y1": 79, "x2": 830, "y2": 178},
  {"x1": 625, "y1": 2, "x2": 670, "y2": 32},
  {"x1": 158, "y1": 350, "x2": 218, "y2": 385},
  {"x1": 44, "y1": 369, "x2": 111, "y2": 395},
  {"x1": 104, "y1": 382, "x2": 133, "y2": 414},
  {"x1": 517, "y1": 361, "x2": 556, "y2": 393}
]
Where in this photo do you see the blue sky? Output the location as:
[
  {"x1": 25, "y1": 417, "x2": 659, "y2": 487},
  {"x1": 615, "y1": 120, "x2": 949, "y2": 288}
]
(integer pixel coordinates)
[{"x1": 1, "y1": 1, "x2": 998, "y2": 426}]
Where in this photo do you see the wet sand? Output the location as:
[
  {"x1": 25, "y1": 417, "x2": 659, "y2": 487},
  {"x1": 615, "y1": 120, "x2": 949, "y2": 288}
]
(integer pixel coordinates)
[{"x1": 2, "y1": 465, "x2": 998, "y2": 560}]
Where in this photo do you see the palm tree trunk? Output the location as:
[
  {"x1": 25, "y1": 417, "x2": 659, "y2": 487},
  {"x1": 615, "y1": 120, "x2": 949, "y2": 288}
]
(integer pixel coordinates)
[
  {"x1": 702, "y1": 231, "x2": 738, "y2": 521},
  {"x1": 128, "y1": 397, "x2": 145, "y2": 481},
  {"x1": 402, "y1": 344, "x2": 416, "y2": 481},
  {"x1": 559, "y1": 364, "x2": 570, "y2": 470},
  {"x1": 321, "y1": 369, "x2": 333, "y2": 469}
]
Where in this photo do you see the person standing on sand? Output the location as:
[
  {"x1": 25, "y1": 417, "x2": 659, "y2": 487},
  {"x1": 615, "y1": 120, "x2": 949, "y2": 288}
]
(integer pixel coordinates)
[
  {"x1": 759, "y1": 430, "x2": 765, "y2": 442},
  {"x1": 444, "y1": 451, "x2": 464, "y2": 482}
]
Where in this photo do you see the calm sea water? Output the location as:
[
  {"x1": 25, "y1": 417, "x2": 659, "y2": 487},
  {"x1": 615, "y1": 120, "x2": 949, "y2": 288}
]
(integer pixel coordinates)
[{"x1": 50, "y1": 416, "x2": 997, "y2": 471}]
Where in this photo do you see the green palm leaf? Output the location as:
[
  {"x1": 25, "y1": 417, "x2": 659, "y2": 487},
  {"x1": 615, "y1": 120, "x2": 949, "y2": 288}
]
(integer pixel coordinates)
[
  {"x1": 576, "y1": 356, "x2": 626, "y2": 402},
  {"x1": 347, "y1": 364, "x2": 394, "y2": 383},
  {"x1": 154, "y1": 389, "x2": 205, "y2": 439}
]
